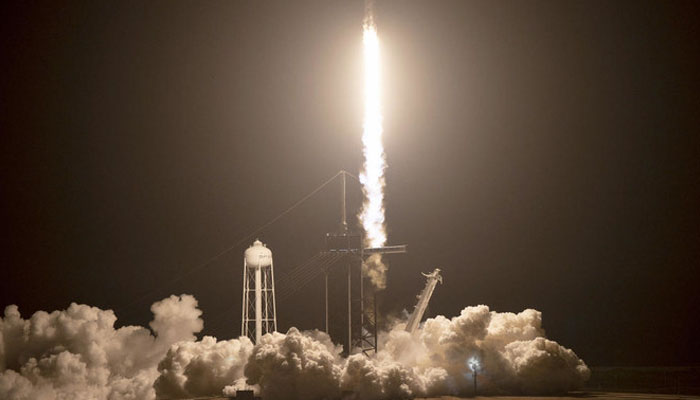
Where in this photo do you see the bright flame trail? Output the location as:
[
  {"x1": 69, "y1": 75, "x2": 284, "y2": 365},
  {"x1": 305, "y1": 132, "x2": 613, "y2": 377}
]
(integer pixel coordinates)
[{"x1": 359, "y1": 18, "x2": 388, "y2": 288}]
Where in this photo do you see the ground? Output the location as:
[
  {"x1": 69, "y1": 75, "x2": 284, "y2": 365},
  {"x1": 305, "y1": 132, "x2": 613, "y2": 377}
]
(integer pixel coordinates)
[{"x1": 420, "y1": 394, "x2": 700, "y2": 400}]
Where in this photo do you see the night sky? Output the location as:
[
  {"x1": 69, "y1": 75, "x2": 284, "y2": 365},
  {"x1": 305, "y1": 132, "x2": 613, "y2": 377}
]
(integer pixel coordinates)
[{"x1": 2, "y1": 1, "x2": 699, "y2": 368}]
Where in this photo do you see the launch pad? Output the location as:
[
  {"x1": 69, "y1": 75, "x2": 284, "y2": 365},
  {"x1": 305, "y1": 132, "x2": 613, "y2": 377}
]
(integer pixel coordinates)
[{"x1": 234, "y1": 170, "x2": 428, "y2": 356}]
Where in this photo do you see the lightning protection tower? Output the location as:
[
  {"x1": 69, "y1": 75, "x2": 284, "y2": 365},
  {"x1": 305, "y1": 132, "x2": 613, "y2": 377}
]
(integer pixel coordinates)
[{"x1": 241, "y1": 239, "x2": 277, "y2": 343}]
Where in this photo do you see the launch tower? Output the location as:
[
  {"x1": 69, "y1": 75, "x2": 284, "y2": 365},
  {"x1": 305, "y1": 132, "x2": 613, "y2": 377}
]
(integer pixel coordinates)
[{"x1": 324, "y1": 171, "x2": 407, "y2": 356}]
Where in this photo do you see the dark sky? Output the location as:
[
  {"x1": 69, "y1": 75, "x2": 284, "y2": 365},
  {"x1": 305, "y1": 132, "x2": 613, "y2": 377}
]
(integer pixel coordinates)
[{"x1": 2, "y1": 1, "x2": 699, "y2": 367}]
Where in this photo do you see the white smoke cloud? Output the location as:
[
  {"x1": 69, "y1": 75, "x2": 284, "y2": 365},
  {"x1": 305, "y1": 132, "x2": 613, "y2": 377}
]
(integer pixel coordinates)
[
  {"x1": 244, "y1": 328, "x2": 344, "y2": 400},
  {"x1": 153, "y1": 335, "x2": 254, "y2": 399},
  {"x1": 362, "y1": 254, "x2": 388, "y2": 290},
  {"x1": 1, "y1": 295, "x2": 588, "y2": 400},
  {"x1": 0, "y1": 294, "x2": 203, "y2": 400},
  {"x1": 151, "y1": 305, "x2": 588, "y2": 399},
  {"x1": 341, "y1": 353, "x2": 440, "y2": 400},
  {"x1": 374, "y1": 305, "x2": 590, "y2": 396},
  {"x1": 502, "y1": 337, "x2": 592, "y2": 395}
]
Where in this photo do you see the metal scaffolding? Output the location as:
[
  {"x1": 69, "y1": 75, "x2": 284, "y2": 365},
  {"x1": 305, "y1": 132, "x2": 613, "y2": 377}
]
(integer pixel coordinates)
[{"x1": 322, "y1": 171, "x2": 407, "y2": 356}]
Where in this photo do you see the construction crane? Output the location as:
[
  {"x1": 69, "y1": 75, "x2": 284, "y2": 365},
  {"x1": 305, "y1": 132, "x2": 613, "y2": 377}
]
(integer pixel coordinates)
[{"x1": 405, "y1": 268, "x2": 443, "y2": 333}]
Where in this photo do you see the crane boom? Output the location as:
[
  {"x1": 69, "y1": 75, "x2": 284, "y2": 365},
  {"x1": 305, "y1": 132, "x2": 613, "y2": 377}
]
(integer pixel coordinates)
[{"x1": 405, "y1": 268, "x2": 442, "y2": 333}]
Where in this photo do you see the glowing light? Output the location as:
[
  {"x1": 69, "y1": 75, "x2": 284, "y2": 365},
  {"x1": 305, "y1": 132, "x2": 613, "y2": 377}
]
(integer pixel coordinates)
[
  {"x1": 468, "y1": 356, "x2": 481, "y2": 372},
  {"x1": 359, "y1": 22, "x2": 388, "y2": 287}
]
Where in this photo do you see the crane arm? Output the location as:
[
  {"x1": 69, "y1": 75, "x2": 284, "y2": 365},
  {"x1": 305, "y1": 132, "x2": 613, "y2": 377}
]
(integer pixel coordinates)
[{"x1": 405, "y1": 268, "x2": 442, "y2": 333}]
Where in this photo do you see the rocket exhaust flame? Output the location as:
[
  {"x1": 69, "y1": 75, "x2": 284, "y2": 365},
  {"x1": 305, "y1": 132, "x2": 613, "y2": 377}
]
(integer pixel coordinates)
[{"x1": 359, "y1": 18, "x2": 388, "y2": 289}]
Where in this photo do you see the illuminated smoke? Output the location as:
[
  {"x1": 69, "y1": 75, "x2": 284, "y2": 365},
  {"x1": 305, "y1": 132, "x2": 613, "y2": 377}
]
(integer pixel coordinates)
[
  {"x1": 243, "y1": 328, "x2": 344, "y2": 400},
  {"x1": 154, "y1": 335, "x2": 256, "y2": 399},
  {"x1": 1, "y1": 297, "x2": 588, "y2": 399},
  {"x1": 0, "y1": 295, "x2": 203, "y2": 400},
  {"x1": 359, "y1": 16, "x2": 389, "y2": 289},
  {"x1": 153, "y1": 305, "x2": 588, "y2": 399},
  {"x1": 375, "y1": 306, "x2": 590, "y2": 396}
]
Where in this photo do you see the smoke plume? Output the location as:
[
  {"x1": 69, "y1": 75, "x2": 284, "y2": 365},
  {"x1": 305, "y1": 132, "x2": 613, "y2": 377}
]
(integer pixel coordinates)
[
  {"x1": 1, "y1": 296, "x2": 588, "y2": 399},
  {"x1": 244, "y1": 328, "x2": 344, "y2": 400},
  {"x1": 376, "y1": 305, "x2": 590, "y2": 396},
  {"x1": 150, "y1": 304, "x2": 588, "y2": 399},
  {"x1": 154, "y1": 335, "x2": 255, "y2": 399},
  {"x1": 0, "y1": 294, "x2": 203, "y2": 400}
]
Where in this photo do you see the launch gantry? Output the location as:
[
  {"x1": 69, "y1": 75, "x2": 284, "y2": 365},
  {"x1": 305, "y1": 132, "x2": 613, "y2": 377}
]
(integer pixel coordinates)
[{"x1": 324, "y1": 170, "x2": 407, "y2": 356}]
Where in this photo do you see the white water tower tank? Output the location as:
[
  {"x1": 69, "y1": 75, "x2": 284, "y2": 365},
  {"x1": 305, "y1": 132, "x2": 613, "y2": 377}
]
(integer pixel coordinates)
[{"x1": 244, "y1": 239, "x2": 272, "y2": 268}]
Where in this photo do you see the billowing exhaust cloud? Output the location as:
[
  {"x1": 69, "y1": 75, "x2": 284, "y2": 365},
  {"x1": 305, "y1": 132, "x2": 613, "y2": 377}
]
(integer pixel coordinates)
[
  {"x1": 154, "y1": 304, "x2": 589, "y2": 399},
  {"x1": 154, "y1": 335, "x2": 255, "y2": 399},
  {"x1": 244, "y1": 328, "x2": 344, "y2": 400},
  {"x1": 375, "y1": 306, "x2": 590, "y2": 396},
  {"x1": 1, "y1": 297, "x2": 588, "y2": 399},
  {"x1": 0, "y1": 295, "x2": 203, "y2": 400}
]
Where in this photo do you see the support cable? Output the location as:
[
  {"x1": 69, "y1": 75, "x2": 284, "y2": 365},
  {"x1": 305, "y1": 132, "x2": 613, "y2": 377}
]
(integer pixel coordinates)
[
  {"x1": 277, "y1": 253, "x2": 345, "y2": 300},
  {"x1": 274, "y1": 253, "x2": 327, "y2": 296},
  {"x1": 118, "y1": 171, "x2": 345, "y2": 315},
  {"x1": 205, "y1": 252, "x2": 341, "y2": 331},
  {"x1": 278, "y1": 253, "x2": 324, "y2": 283},
  {"x1": 281, "y1": 253, "x2": 339, "y2": 288}
]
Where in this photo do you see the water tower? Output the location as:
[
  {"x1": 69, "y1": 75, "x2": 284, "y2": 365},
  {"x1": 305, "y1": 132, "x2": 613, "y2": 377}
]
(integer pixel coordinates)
[{"x1": 241, "y1": 239, "x2": 277, "y2": 343}]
